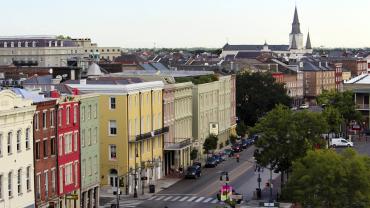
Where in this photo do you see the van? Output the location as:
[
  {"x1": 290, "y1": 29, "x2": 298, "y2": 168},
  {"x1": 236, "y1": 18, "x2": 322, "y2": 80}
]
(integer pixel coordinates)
[{"x1": 330, "y1": 138, "x2": 353, "y2": 147}]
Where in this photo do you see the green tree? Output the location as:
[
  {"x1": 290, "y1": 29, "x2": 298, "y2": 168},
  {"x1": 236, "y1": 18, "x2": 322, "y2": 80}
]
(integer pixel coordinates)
[
  {"x1": 322, "y1": 106, "x2": 343, "y2": 134},
  {"x1": 229, "y1": 134, "x2": 237, "y2": 145},
  {"x1": 317, "y1": 90, "x2": 362, "y2": 132},
  {"x1": 190, "y1": 149, "x2": 198, "y2": 161},
  {"x1": 203, "y1": 134, "x2": 218, "y2": 154},
  {"x1": 251, "y1": 105, "x2": 327, "y2": 184},
  {"x1": 236, "y1": 121, "x2": 247, "y2": 137},
  {"x1": 282, "y1": 149, "x2": 370, "y2": 207},
  {"x1": 236, "y1": 72, "x2": 291, "y2": 127}
]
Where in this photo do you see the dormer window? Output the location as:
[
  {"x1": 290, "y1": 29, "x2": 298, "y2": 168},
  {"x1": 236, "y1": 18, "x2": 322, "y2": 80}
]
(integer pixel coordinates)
[
  {"x1": 32, "y1": 41, "x2": 36, "y2": 47},
  {"x1": 17, "y1": 42, "x2": 21, "y2": 47},
  {"x1": 60, "y1": 41, "x2": 64, "y2": 47},
  {"x1": 4, "y1": 42, "x2": 7, "y2": 48},
  {"x1": 10, "y1": 42, "x2": 14, "y2": 47},
  {"x1": 25, "y1": 41, "x2": 28, "y2": 47},
  {"x1": 54, "y1": 41, "x2": 57, "y2": 47},
  {"x1": 49, "y1": 41, "x2": 52, "y2": 47}
]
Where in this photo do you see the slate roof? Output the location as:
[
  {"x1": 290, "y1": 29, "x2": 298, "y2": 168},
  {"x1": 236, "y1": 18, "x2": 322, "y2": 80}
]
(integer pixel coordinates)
[
  {"x1": 235, "y1": 52, "x2": 261, "y2": 59},
  {"x1": 223, "y1": 44, "x2": 289, "y2": 51},
  {"x1": 140, "y1": 63, "x2": 157, "y2": 71},
  {"x1": 151, "y1": 63, "x2": 169, "y2": 71},
  {"x1": 23, "y1": 75, "x2": 53, "y2": 84}
]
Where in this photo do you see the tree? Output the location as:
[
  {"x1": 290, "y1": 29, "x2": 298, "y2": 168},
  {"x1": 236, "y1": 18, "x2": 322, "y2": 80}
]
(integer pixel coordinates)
[
  {"x1": 251, "y1": 105, "x2": 327, "y2": 184},
  {"x1": 203, "y1": 134, "x2": 218, "y2": 154},
  {"x1": 236, "y1": 72, "x2": 291, "y2": 127},
  {"x1": 322, "y1": 106, "x2": 343, "y2": 134},
  {"x1": 282, "y1": 149, "x2": 370, "y2": 207},
  {"x1": 317, "y1": 90, "x2": 362, "y2": 132},
  {"x1": 190, "y1": 149, "x2": 198, "y2": 161},
  {"x1": 229, "y1": 134, "x2": 237, "y2": 145},
  {"x1": 236, "y1": 121, "x2": 247, "y2": 137}
]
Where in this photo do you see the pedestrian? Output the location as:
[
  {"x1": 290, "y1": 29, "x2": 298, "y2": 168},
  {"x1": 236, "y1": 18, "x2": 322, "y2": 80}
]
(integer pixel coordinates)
[{"x1": 236, "y1": 154, "x2": 240, "y2": 163}]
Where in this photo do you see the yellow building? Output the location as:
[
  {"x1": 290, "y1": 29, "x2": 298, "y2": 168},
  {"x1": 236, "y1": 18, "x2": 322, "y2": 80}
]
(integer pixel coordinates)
[{"x1": 67, "y1": 80, "x2": 165, "y2": 196}]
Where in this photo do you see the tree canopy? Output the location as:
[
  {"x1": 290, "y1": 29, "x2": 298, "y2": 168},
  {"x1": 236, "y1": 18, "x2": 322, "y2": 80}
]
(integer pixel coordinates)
[
  {"x1": 236, "y1": 72, "x2": 291, "y2": 127},
  {"x1": 203, "y1": 134, "x2": 218, "y2": 154},
  {"x1": 283, "y1": 149, "x2": 370, "y2": 207},
  {"x1": 251, "y1": 105, "x2": 327, "y2": 176}
]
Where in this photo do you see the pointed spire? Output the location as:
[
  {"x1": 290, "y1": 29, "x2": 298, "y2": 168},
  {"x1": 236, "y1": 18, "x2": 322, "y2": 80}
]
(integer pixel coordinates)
[
  {"x1": 291, "y1": 6, "x2": 301, "y2": 34},
  {"x1": 291, "y1": 35, "x2": 297, "y2": 49},
  {"x1": 264, "y1": 40, "x2": 268, "y2": 46},
  {"x1": 306, "y1": 31, "x2": 312, "y2": 49}
]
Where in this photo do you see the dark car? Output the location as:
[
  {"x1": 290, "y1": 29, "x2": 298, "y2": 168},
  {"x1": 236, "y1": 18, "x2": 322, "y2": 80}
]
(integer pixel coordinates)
[
  {"x1": 232, "y1": 143, "x2": 242, "y2": 152},
  {"x1": 224, "y1": 148, "x2": 234, "y2": 157},
  {"x1": 212, "y1": 154, "x2": 222, "y2": 164},
  {"x1": 205, "y1": 157, "x2": 217, "y2": 168},
  {"x1": 185, "y1": 165, "x2": 201, "y2": 179},
  {"x1": 241, "y1": 139, "x2": 248, "y2": 149},
  {"x1": 192, "y1": 161, "x2": 202, "y2": 168}
]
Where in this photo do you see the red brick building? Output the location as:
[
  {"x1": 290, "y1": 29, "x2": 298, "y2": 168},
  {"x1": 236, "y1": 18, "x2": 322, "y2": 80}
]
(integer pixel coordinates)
[
  {"x1": 33, "y1": 99, "x2": 59, "y2": 208},
  {"x1": 55, "y1": 94, "x2": 81, "y2": 208}
]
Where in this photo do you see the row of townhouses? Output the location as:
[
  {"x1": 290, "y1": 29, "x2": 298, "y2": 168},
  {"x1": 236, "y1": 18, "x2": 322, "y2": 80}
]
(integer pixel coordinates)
[{"x1": 0, "y1": 66, "x2": 236, "y2": 208}]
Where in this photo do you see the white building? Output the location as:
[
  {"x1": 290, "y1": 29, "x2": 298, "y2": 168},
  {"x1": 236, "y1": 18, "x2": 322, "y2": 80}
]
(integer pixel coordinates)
[{"x1": 0, "y1": 90, "x2": 36, "y2": 208}]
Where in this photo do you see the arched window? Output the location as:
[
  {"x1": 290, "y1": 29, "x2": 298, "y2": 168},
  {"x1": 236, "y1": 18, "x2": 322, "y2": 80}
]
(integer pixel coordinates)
[
  {"x1": 25, "y1": 128, "x2": 30, "y2": 150},
  {"x1": 16, "y1": 130, "x2": 21, "y2": 152},
  {"x1": 7, "y1": 132, "x2": 12, "y2": 154}
]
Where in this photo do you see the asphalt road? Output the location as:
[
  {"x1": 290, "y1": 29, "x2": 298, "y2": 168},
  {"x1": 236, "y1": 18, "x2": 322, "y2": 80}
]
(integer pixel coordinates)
[{"x1": 135, "y1": 146, "x2": 279, "y2": 208}]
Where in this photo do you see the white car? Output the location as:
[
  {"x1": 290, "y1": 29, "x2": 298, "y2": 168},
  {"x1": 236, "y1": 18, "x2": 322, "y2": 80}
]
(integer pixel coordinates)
[
  {"x1": 299, "y1": 104, "x2": 309, "y2": 109},
  {"x1": 330, "y1": 138, "x2": 353, "y2": 147}
]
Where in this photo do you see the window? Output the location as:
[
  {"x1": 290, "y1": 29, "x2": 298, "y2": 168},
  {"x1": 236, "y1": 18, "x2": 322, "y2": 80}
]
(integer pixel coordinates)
[
  {"x1": 50, "y1": 110, "x2": 55, "y2": 127},
  {"x1": 93, "y1": 127, "x2": 97, "y2": 144},
  {"x1": 58, "y1": 136, "x2": 63, "y2": 156},
  {"x1": 10, "y1": 42, "x2": 14, "y2": 47},
  {"x1": 42, "y1": 112, "x2": 47, "y2": 128},
  {"x1": 109, "y1": 120, "x2": 117, "y2": 135},
  {"x1": 25, "y1": 128, "x2": 30, "y2": 149},
  {"x1": 59, "y1": 167, "x2": 63, "y2": 193},
  {"x1": 81, "y1": 106, "x2": 85, "y2": 121},
  {"x1": 82, "y1": 159, "x2": 86, "y2": 178},
  {"x1": 44, "y1": 171, "x2": 48, "y2": 196},
  {"x1": 94, "y1": 156, "x2": 98, "y2": 174},
  {"x1": 87, "y1": 128, "x2": 91, "y2": 146},
  {"x1": 64, "y1": 133, "x2": 72, "y2": 154},
  {"x1": 8, "y1": 172, "x2": 12, "y2": 197},
  {"x1": 0, "y1": 175, "x2": 2, "y2": 199},
  {"x1": 35, "y1": 141, "x2": 40, "y2": 159},
  {"x1": 109, "y1": 145, "x2": 117, "y2": 160},
  {"x1": 74, "y1": 162, "x2": 78, "y2": 187},
  {"x1": 17, "y1": 169, "x2": 21, "y2": 195},
  {"x1": 66, "y1": 107, "x2": 70, "y2": 124},
  {"x1": 43, "y1": 140, "x2": 48, "y2": 157},
  {"x1": 7, "y1": 132, "x2": 12, "y2": 155},
  {"x1": 3, "y1": 42, "x2": 7, "y2": 48},
  {"x1": 32, "y1": 41, "x2": 36, "y2": 47},
  {"x1": 110, "y1": 97, "x2": 116, "y2": 109},
  {"x1": 50, "y1": 137, "x2": 56, "y2": 155},
  {"x1": 65, "y1": 163, "x2": 73, "y2": 185},
  {"x1": 73, "y1": 105, "x2": 77, "y2": 124},
  {"x1": 88, "y1": 105, "x2": 91, "y2": 120},
  {"x1": 16, "y1": 130, "x2": 21, "y2": 152},
  {"x1": 81, "y1": 130, "x2": 85, "y2": 147},
  {"x1": 140, "y1": 141, "x2": 144, "y2": 154},
  {"x1": 74, "y1": 132, "x2": 78, "y2": 151},
  {"x1": 94, "y1": 104, "x2": 97, "y2": 118},
  {"x1": 35, "y1": 113, "x2": 39, "y2": 130},
  {"x1": 0, "y1": 134, "x2": 2, "y2": 156},
  {"x1": 51, "y1": 169, "x2": 56, "y2": 193},
  {"x1": 26, "y1": 166, "x2": 31, "y2": 191},
  {"x1": 58, "y1": 109, "x2": 62, "y2": 126},
  {"x1": 25, "y1": 41, "x2": 28, "y2": 47},
  {"x1": 88, "y1": 157, "x2": 92, "y2": 176},
  {"x1": 36, "y1": 174, "x2": 41, "y2": 199}
]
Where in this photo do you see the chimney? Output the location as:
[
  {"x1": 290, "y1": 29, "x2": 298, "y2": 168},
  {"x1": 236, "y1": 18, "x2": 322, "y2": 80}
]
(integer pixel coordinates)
[
  {"x1": 80, "y1": 79, "x2": 87, "y2": 85},
  {"x1": 325, "y1": 62, "x2": 329, "y2": 68},
  {"x1": 50, "y1": 90, "x2": 60, "y2": 98}
]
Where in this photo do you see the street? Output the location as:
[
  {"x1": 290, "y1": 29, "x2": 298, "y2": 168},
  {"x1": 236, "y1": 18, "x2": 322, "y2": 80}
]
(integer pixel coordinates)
[{"x1": 102, "y1": 146, "x2": 279, "y2": 208}]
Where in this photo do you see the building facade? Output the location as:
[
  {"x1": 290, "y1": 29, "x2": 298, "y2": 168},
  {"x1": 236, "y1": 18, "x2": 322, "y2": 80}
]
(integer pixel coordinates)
[
  {"x1": 56, "y1": 95, "x2": 81, "y2": 208},
  {"x1": 0, "y1": 90, "x2": 36, "y2": 208},
  {"x1": 79, "y1": 95, "x2": 100, "y2": 208},
  {"x1": 33, "y1": 99, "x2": 59, "y2": 208}
]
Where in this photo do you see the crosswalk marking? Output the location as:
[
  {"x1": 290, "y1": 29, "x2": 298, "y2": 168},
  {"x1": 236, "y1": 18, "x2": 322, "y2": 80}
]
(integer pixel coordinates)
[
  {"x1": 195, "y1": 197, "x2": 205, "y2": 202},
  {"x1": 163, "y1": 196, "x2": 173, "y2": 201},
  {"x1": 187, "y1": 196, "x2": 197, "y2": 202},
  {"x1": 179, "y1": 196, "x2": 189, "y2": 201},
  {"x1": 171, "y1": 196, "x2": 181, "y2": 201},
  {"x1": 211, "y1": 199, "x2": 219, "y2": 203},
  {"x1": 203, "y1": 197, "x2": 213, "y2": 203},
  {"x1": 155, "y1": 196, "x2": 165, "y2": 200},
  {"x1": 148, "y1": 196, "x2": 156, "y2": 200}
]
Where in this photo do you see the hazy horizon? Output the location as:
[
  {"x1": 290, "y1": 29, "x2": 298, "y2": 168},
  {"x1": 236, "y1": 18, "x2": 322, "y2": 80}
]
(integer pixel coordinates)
[{"x1": 3, "y1": 0, "x2": 370, "y2": 48}]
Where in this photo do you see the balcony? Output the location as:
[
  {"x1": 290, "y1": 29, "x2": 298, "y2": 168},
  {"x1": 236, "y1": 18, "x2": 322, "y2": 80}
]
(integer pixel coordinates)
[
  {"x1": 356, "y1": 104, "x2": 370, "y2": 110},
  {"x1": 131, "y1": 126, "x2": 169, "y2": 142},
  {"x1": 164, "y1": 138, "x2": 192, "y2": 150}
]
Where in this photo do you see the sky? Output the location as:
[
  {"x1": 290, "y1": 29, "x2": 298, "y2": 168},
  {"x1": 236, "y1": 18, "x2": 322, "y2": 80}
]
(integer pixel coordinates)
[{"x1": 2, "y1": 0, "x2": 370, "y2": 48}]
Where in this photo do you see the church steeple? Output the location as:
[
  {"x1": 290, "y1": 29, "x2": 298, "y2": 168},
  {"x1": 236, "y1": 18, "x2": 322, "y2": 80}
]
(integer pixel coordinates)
[
  {"x1": 291, "y1": 6, "x2": 301, "y2": 34},
  {"x1": 306, "y1": 31, "x2": 312, "y2": 49},
  {"x1": 291, "y1": 34, "x2": 298, "y2": 49}
]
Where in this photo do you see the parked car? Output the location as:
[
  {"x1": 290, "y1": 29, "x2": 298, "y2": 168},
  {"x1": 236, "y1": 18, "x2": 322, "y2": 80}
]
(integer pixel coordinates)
[
  {"x1": 205, "y1": 157, "x2": 218, "y2": 168},
  {"x1": 219, "y1": 152, "x2": 227, "y2": 161},
  {"x1": 185, "y1": 165, "x2": 201, "y2": 179},
  {"x1": 212, "y1": 154, "x2": 222, "y2": 164},
  {"x1": 299, "y1": 103, "x2": 309, "y2": 109},
  {"x1": 232, "y1": 143, "x2": 242, "y2": 152},
  {"x1": 224, "y1": 149, "x2": 234, "y2": 157},
  {"x1": 192, "y1": 161, "x2": 202, "y2": 168},
  {"x1": 241, "y1": 139, "x2": 249, "y2": 149},
  {"x1": 330, "y1": 138, "x2": 354, "y2": 147}
]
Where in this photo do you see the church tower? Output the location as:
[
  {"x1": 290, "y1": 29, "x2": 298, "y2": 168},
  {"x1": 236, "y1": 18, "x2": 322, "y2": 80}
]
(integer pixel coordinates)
[{"x1": 289, "y1": 7, "x2": 304, "y2": 50}]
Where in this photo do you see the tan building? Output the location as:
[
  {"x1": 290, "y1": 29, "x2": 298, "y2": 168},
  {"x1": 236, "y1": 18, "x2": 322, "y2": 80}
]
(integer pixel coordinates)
[{"x1": 192, "y1": 75, "x2": 233, "y2": 160}]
